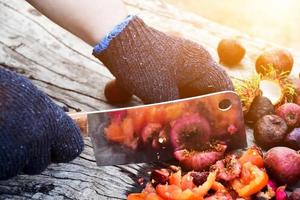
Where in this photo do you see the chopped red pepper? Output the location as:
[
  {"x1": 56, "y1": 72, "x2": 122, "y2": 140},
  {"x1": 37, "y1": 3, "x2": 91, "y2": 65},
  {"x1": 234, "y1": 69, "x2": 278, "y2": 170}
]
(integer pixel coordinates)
[
  {"x1": 231, "y1": 162, "x2": 269, "y2": 198},
  {"x1": 168, "y1": 170, "x2": 182, "y2": 187},
  {"x1": 128, "y1": 147, "x2": 270, "y2": 200},
  {"x1": 239, "y1": 146, "x2": 264, "y2": 168}
]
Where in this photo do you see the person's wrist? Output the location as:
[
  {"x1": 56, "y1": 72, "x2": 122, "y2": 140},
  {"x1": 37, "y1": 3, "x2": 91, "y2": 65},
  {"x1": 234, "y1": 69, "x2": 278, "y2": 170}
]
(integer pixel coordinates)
[{"x1": 93, "y1": 15, "x2": 135, "y2": 54}]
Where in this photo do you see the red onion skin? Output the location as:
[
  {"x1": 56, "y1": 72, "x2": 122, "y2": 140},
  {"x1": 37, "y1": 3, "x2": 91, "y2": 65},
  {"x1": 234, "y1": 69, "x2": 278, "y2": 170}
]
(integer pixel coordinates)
[
  {"x1": 289, "y1": 188, "x2": 300, "y2": 200},
  {"x1": 276, "y1": 186, "x2": 287, "y2": 200},
  {"x1": 285, "y1": 128, "x2": 300, "y2": 150},
  {"x1": 268, "y1": 180, "x2": 277, "y2": 192},
  {"x1": 264, "y1": 147, "x2": 300, "y2": 185},
  {"x1": 276, "y1": 103, "x2": 300, "y2": 128},
  {"x1": 174, "y1": 144, "x2": 227, "y2": 171},
  {"x1": 215, "y1": 155, "x2": 241, "y2": 181},
  {"x1": 170, "y1": 113, "x2": 211, "y2": 150}
]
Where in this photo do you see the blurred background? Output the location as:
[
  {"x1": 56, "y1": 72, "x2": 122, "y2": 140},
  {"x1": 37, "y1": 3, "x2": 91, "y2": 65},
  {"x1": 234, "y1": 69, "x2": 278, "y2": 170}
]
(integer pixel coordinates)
[{"x1": 167, "y1": 0, "x2": 300, "y2": 50}]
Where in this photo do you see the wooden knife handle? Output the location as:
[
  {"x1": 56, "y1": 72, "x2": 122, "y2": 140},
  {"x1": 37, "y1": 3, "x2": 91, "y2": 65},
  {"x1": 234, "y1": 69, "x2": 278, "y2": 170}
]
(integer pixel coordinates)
[{"x1": 68, "y1": 112, "x2": 88, "y2": 136}]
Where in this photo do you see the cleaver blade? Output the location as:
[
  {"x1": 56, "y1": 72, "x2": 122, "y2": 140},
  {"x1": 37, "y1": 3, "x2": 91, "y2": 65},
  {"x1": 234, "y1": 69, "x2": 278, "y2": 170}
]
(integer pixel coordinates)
[{"x1": 69, "y1": 91, "x2": 246, "y2": 166}]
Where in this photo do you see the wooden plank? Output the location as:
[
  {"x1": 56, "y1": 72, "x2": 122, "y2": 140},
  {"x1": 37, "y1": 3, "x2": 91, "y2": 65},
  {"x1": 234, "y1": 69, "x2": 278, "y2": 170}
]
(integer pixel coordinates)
[
  {"x1": 0, "y1": 0, "x2": 299, "y2": 199},
  {"x1": 0, "y1": 138, "x2": 150, "y2": 200}
]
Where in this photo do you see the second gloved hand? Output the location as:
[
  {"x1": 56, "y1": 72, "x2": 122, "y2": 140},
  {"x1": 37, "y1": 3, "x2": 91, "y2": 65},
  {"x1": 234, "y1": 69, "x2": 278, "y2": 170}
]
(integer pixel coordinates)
[
  {"x1": 93, "y1": 15, "x2": 233, "y2": 104},
  {"x1": 0, "y1": 68, "x2": 84, "y2": 180}
]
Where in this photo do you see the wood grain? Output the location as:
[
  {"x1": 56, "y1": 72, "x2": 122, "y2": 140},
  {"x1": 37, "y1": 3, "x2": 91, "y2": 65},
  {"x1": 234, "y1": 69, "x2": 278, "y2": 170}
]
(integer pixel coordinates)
[{"x1": 0, "y1": 0, "x2": 299, "y2": 199}]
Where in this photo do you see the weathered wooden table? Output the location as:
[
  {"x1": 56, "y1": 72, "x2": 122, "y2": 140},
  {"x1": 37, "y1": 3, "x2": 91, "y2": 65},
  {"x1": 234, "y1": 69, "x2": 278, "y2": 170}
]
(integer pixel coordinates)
[{"x1": 0, "y1": 0, "x2": 299, "y2": 199}]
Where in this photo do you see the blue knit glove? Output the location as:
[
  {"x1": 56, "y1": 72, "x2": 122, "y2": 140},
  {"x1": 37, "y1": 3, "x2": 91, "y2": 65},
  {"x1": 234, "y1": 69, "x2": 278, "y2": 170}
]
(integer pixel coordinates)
[
  {"x1": 94, "y1": 16, "x2": 233, "y2": 104},
  {"x1": 0, "y1": 68, "x2": 84, "y2": 180}
]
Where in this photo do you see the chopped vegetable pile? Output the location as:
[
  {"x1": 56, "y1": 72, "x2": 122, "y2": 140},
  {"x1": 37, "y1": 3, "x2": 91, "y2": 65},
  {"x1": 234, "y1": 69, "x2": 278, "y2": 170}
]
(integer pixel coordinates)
[{"x1": 127, "y1": 146, "x2": 290, "y2": 200}]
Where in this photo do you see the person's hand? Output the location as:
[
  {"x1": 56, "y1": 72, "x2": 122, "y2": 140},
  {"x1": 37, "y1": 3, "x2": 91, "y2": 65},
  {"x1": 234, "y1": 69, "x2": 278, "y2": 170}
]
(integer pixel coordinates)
[
  {"x1": 0, "y1": 68, "x2": 84, "y2": 180},
  {"x1": 94, "y1": 16, "x2": 234, "y2": 104}
]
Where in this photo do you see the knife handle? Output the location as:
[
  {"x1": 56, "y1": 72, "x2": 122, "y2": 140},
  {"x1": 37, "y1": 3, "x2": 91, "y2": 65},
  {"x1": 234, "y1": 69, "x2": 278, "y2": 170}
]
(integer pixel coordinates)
[{"x1": 68, "y1": 112, "x2": 88, "y2": 137}]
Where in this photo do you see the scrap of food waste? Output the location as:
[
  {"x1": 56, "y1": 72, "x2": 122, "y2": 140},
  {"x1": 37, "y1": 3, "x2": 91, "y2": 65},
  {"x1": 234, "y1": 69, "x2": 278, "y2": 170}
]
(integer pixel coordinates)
[
  {"x1": 217, "y1": 38, "x2": 246, "y2": 66},
  {"x1": 127, "y1": 146, "x2": 299, "y2": 200},
  {"x1": 233, "y1": 48, "x2": 300, "y2": 150},
  {"x1": 104, "y1": 79, "x2": 133, "y2": 105},
  {"x1": 254, "y1": 114, "x2": 288, "y2": 148},
  {"x1": 245, "y1": 96, "x2": 275, "y2": 124},
  {"x1": 234, "y1": 65, "x2": 295, "y2": 113},
  {"x1": 264, "y1": 147, "x2": 300, "y2": 185},
  {"x1": 245, "y1": 97, "x2": 300, "y2": 150},
  {"x1": 292, "y1": 78, "x2": 300, "y2": 105},
  {"x1": 233, "y1": 46, "x2": 296, "y2": 113},
  {"x1": 104, "y1": 99, "x2": 245, "y2": 171},
  {"x1": 255, "y1": 49, "x2": 294, "y2": 76}
]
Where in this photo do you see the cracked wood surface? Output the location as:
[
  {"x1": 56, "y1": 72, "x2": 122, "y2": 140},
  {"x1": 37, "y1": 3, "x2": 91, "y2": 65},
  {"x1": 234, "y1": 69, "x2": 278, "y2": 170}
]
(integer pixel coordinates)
[{"x1": 0, "y1": 0, "x2": 300, "y2": 199}]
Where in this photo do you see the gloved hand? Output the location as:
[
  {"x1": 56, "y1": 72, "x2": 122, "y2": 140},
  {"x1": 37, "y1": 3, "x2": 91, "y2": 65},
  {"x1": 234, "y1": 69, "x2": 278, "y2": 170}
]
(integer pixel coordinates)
[
  {"x1": 0, "y1": 68, "x2": 84, "y2": 180},
  {"x1": 94, "y1": 15, "x2": 234, "y2": 104}
]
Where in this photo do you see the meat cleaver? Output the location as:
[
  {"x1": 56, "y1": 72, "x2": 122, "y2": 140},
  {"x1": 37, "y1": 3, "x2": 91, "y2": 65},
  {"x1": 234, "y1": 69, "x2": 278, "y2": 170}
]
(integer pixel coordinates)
[{"x1": 69, "y1": 91, "x2": 246, "y2": 166}]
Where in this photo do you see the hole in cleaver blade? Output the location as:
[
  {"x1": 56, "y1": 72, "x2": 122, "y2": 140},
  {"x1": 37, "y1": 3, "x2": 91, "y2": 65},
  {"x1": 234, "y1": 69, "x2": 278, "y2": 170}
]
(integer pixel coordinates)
[{"x1": 89, "y1": 91, "x2": 246, "y2": 166}]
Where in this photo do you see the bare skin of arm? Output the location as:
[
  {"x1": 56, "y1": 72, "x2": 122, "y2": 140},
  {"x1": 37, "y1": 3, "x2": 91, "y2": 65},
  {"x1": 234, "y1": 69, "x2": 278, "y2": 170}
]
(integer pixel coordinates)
[{"x1": 26, "y1": 0, "x2": 128, "y2": 46}]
